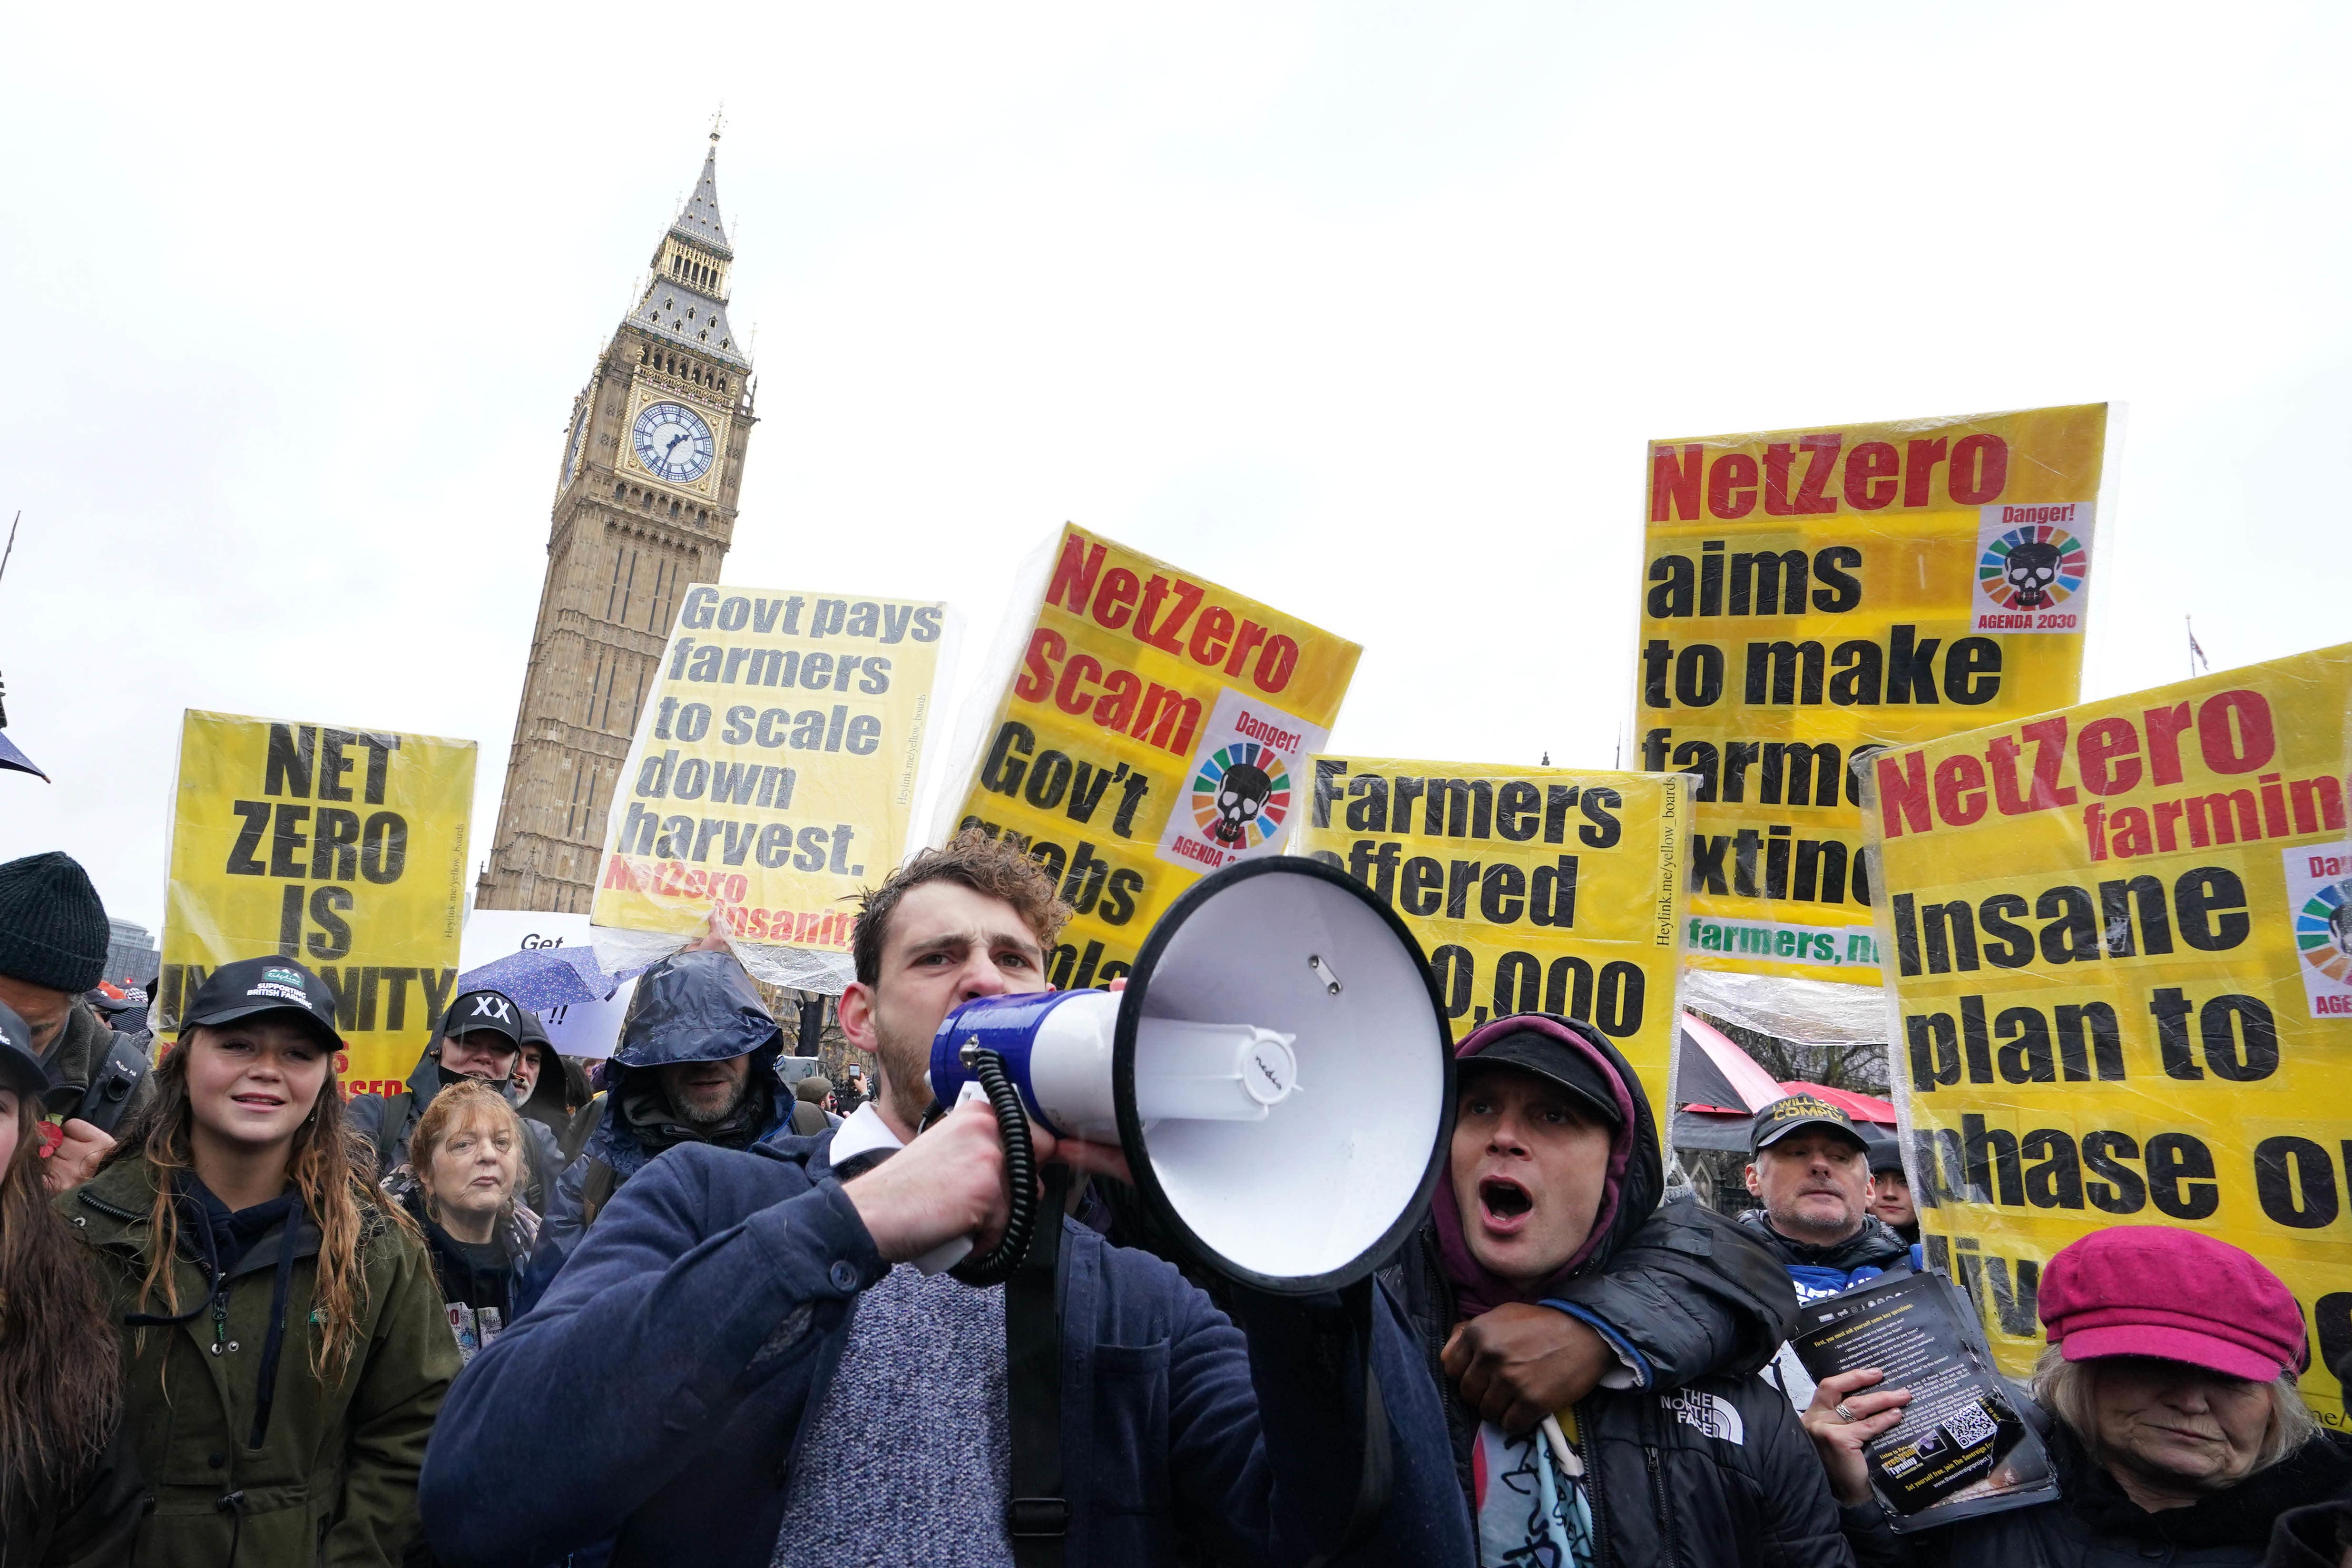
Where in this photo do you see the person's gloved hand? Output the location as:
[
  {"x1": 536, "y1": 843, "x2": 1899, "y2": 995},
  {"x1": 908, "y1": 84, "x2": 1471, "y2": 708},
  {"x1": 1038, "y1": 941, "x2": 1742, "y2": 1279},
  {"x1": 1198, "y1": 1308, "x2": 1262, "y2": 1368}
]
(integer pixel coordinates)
[{"x1": 1443, "y1": 1302, "x2": 1614, "y2": 1435}]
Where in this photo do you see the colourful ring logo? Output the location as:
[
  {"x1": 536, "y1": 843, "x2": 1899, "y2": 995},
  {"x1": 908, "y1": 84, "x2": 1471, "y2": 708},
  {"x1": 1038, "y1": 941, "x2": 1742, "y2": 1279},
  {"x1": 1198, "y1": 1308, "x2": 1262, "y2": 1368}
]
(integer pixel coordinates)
[
  {"x1": 2296, "y1": 880, "x2": 2352, "y2": 985},
  {"x1": 1978, "y1": 525, "x2": 2087, "y2": 611},
  {"x1": 1189, "y1": 743, "x2": 1292, "y2": 851}
]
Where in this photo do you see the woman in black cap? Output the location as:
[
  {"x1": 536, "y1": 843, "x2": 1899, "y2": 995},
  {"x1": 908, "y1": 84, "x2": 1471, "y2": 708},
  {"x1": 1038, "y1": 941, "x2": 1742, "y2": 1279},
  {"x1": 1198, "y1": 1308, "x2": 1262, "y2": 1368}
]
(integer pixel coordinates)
[
  {"x1": 0, "y1": 999, "x2": 146, "y2": 1563},
  {"x1": 63, "y1": 958, "x2": 458, "y2": 1568}
]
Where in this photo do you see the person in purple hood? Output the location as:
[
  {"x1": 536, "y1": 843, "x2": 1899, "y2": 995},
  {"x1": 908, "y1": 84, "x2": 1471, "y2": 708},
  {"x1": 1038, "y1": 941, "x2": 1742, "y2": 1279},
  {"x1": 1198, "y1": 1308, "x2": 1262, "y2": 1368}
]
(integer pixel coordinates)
[{"x1": 1384, "y1": 1013, "x2": 1854, "y2": 1568}]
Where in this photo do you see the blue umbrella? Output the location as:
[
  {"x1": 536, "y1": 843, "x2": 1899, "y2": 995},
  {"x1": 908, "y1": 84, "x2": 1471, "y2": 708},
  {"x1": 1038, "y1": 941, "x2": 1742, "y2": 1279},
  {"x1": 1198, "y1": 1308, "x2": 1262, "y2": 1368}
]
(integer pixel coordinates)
[{"x1": 455, "y1": 943, "x2": 627, "y2": 1015}]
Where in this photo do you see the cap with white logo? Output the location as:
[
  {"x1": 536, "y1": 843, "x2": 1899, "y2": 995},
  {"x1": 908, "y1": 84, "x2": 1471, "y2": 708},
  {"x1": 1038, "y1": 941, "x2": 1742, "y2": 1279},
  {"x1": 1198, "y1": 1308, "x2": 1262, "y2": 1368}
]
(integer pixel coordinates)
[
  {"x1": 181, "y1": 958, "x2": 344, "y2": 1050},
  {"x1": 441, "y1": 990, "x2": 526, "y2": 1047}
]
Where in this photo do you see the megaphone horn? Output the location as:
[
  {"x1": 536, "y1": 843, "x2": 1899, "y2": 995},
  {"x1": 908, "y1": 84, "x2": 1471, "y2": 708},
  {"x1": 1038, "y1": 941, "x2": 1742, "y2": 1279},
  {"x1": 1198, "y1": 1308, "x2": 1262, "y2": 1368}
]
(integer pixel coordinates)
[{"x1": 926, "y1": 855, "x2": 1454, "y2": 1295}]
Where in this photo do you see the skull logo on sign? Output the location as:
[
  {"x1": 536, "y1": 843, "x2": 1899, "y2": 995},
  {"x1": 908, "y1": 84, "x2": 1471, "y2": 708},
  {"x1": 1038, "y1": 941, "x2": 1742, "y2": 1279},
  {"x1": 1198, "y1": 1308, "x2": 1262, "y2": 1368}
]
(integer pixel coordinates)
[
  {"x1": 2003, "y1": 540, "x2": 2065, "y2": 609},
  {"x1": 1211, "y1": 764, "x2": 1274, "y2": 847}
]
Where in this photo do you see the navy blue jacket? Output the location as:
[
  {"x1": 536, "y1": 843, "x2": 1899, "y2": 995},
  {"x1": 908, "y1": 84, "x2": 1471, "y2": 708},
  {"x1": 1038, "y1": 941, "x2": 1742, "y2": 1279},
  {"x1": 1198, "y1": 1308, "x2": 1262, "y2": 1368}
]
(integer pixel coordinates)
[{"x1": 420, "y1": 1130, "x2": 1472, "y2": 1568}]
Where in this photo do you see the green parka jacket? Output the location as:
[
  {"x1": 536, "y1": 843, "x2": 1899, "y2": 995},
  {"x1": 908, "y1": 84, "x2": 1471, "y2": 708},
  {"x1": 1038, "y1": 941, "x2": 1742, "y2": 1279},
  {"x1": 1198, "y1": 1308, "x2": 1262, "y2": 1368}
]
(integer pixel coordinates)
[{"x1": 60, "y1": 1158, "x2": 460, "y2": 1568}]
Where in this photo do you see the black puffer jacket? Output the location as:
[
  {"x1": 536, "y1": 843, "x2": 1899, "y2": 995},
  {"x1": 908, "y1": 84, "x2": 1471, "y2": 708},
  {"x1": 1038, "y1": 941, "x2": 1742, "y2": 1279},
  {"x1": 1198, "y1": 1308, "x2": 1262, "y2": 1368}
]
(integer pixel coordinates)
[{"x1": 1390, "y1": 1012, "x2": 1851, "y2": 1568}]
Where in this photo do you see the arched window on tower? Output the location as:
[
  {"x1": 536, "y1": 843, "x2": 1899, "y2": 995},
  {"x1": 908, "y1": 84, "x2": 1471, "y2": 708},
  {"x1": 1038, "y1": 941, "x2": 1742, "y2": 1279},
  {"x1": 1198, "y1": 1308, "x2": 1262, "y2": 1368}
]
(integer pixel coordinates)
[{"x1": 613, "y1": 480, "x2": 626, "y2": 500}]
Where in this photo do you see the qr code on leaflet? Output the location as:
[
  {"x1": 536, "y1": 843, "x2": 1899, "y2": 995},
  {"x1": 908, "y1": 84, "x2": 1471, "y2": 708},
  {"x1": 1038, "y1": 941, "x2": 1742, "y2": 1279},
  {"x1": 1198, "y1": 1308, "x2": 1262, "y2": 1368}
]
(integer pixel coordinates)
[{"x1": 1944, "y1": 1401, "x2": 1996, "y2": 1448}]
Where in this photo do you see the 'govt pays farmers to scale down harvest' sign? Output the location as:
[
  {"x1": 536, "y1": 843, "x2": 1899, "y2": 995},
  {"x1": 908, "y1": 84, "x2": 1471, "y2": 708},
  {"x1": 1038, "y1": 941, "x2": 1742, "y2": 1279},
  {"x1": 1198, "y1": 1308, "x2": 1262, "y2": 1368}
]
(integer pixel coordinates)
[
  {"x1": 156, "y1": 710, "x2": 476, "y2": 1094},
  {"x1": 594, "y1": 584, "x2": 948, "y2": 959},
  {"x1": 1866, "y1": 644, "x2": 2352, "y2": 1421},
  {"x1": 1637, "y1": 404, "x2": 2107, "y2": 988},
  {"x1": 1295, "y1": 759, "x2": 1688, "y2": 1127},
  {"x1": 945, "y1": 526, "x2": 1358, "y2": 988}
]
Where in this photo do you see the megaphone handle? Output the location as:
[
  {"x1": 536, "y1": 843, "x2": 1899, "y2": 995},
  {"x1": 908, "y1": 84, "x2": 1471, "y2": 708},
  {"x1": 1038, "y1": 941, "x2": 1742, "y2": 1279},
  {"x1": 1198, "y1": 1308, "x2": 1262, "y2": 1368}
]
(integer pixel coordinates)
[
  {"x1": 911, "y1": 1080, "x2": 990, "y2": 1276},
  {"x1": 911, "y1": 1234, "x2": 974, "y2": 1276}
]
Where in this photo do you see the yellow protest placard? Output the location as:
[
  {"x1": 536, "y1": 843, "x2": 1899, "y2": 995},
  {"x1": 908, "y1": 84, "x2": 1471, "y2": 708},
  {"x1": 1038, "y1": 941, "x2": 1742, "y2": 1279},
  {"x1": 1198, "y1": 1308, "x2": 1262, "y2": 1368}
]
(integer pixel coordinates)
[
  {"x1": 1636, "y1": 404, "x2": 2107, "y2": 986},
  {"x1": 1295, "y1": 759, "x2": 1688, "y2": 1126},
  {"x1": 156, "y1": 710, "x2": 476, "y2": 1095},
  {"x1": 1865, "y1": 645, "x2": 2352, "y2": 1421},
  {"x1": 947, "y1": 526, "x2": 1359, "y2": 988},
  {"x1": 592, "y1": 584, "x2": 948, "y2": 955}
]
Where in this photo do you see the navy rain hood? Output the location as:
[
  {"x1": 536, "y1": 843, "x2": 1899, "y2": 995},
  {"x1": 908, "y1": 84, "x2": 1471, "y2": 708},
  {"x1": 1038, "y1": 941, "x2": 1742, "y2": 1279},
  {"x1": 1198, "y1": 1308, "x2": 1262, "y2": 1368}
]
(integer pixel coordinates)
[
  {"x1": 585, "y1": 950, "x2": 790, "y2": 1169},
  {"x1": 604, "y1": 949, "x2": 784, "y2": 1087}
]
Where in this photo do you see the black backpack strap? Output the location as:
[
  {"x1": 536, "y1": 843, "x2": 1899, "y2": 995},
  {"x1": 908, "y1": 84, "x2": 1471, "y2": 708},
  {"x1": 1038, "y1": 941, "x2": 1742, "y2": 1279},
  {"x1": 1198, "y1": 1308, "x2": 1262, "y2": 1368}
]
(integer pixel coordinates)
[
  {"x1": 1289, "y1": 1278, "x2": 1394, "y2": 1568},
  {"x1": 581, "y1": 1159, "x2": 618, "y2": 1229},
  {"x1": 71, "y1": 1032, "x2": 149, "y2": 1137},
  {"x1": 1005, "y1": 1165, "x2": 1070, "y2": 1566}
]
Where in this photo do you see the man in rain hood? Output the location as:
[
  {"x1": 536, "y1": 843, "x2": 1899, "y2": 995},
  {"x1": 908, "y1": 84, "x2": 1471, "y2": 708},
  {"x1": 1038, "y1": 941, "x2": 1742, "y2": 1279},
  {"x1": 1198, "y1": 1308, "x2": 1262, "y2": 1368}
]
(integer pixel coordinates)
[
  {"x1": 535, "y1": 947, "x2": 790, "y2": 1263},
  {"x1": 353, "y1": 987, "x2": 565, "y2": 1213},
  {"x1": 1391, "y1": 1014, "x2": 1849, "y2": 1568}
]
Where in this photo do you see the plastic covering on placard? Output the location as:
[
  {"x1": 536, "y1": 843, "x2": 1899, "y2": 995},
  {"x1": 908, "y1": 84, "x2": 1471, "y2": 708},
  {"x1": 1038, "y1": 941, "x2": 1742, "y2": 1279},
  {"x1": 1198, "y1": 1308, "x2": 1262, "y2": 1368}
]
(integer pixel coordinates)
[
  {"x1": 1294, "y1": 757, "x2": 1689, "y2": 1131},
  {"x1": 1863, "y1": 643, "x2": 2352, "y2": 1425},
  {"x1": 931, "y1": 524, "x2": 1361, "y2": 991},
  {"x1": 1640, "y1": 404, "x2": 2112, "y2": 990},
  {"x1": 589, "y1": 921, "x2": 854, "y2": 995},
  {"x1": 155, "y1": 710, "x2": 477, "y2": 1092},
  {"x1": 1676, "y1": 966, "x2": 1891, "y2": 1046},
  {"x1": 587, "y1": 583, "x2": 957, "y2": 994}
]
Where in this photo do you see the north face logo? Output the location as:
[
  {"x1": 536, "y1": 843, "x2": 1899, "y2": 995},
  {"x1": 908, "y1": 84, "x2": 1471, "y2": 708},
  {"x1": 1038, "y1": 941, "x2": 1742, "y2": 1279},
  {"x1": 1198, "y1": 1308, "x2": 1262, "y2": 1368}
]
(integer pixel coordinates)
[{"x1": 1662, "y1": 1388, "x2": 1744, "y2": 1446}]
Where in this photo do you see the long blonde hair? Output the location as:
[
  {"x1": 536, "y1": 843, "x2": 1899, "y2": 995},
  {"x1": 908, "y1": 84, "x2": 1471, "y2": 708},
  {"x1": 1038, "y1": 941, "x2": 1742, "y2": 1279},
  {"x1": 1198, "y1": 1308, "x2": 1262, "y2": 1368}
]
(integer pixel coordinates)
[{"x1": 105, "y1": 1028, "x2": 417, "y2": 1385}]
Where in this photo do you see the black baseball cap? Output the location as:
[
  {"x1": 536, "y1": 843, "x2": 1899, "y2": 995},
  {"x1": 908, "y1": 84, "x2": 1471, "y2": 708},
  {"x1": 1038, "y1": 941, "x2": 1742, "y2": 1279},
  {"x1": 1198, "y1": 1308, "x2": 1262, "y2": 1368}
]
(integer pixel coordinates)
[
  {"x1": 182, "y1": 958, "x2": 343, "y2": 1049},
  {"x1": 0, "y1": 1000, "x2": 49, "y2": 1098},
  {"x1": 440, "y1": 990, "x2": 527, "y2": 1046},
  {"x1": 1459, "y1": 1027, "x2": 1624, "y2": 1127},
  {"x1": 1863, "y1": 1130, "x2": 1906, "y2": 1176},
  {"x1": 1749, "y1": 1093, "x2": 1866, "y2": 1155}
]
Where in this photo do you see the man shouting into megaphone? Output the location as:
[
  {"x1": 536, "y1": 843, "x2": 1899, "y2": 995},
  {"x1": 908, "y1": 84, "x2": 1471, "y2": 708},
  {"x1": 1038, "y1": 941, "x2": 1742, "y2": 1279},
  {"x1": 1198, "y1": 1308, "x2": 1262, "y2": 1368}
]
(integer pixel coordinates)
[{"x1": 422, "y1": 831, "x2": 1468, "y2": 1565}]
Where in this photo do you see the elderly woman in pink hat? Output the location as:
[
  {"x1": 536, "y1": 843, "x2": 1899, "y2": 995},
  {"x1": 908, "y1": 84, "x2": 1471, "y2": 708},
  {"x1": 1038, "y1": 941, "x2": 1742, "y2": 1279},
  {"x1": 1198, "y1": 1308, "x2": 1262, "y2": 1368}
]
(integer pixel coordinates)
[{"x1": 1804, "y1": 1225, "x2": 2348, "y2": 1565}]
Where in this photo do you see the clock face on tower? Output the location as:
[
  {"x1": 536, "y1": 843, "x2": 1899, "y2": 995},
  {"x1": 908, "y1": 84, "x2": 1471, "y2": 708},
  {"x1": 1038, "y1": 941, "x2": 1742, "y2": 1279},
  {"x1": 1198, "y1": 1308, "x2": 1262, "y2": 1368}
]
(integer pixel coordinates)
[{"x1": 631, "y1": 402, "x2": 716, "y2": 484}]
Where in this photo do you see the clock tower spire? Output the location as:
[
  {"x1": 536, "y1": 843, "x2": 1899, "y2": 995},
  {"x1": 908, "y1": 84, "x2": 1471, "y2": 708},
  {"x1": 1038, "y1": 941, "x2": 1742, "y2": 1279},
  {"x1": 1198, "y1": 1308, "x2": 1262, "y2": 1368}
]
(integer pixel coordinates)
[{"x1": 474, "y1": 138, "x2": 759, "y2": 915}]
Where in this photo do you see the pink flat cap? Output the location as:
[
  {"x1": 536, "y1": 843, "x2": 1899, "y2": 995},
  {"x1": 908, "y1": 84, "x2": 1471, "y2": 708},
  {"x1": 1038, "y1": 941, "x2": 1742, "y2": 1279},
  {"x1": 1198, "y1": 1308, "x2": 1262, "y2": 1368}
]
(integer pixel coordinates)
[{"x1": 2039, "y1": 1226, "x2": 2308, "y2": 1382}]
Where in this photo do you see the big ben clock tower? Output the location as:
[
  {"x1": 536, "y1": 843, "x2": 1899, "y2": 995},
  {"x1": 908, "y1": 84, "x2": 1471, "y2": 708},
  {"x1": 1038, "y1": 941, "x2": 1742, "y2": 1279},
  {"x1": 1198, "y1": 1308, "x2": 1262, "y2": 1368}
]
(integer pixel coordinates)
[{"x1": 475, "y1": 131, "x2": 757, "y2": 914}]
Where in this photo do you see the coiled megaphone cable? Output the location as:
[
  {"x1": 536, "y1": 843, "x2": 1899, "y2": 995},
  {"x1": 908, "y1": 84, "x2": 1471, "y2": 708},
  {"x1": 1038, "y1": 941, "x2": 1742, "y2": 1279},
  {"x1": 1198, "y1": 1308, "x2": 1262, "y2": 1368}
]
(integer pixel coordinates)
[{"x1": 944, "y1": 1048, "x2": 1039, "y2": 1287}]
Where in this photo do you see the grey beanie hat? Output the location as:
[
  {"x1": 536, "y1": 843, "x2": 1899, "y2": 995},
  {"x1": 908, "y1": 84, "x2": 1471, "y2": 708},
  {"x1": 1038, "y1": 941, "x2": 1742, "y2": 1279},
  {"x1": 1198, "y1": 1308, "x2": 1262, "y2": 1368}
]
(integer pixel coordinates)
[{"x1": 0, "y1": 852, "x2": 110, "y2": 993}]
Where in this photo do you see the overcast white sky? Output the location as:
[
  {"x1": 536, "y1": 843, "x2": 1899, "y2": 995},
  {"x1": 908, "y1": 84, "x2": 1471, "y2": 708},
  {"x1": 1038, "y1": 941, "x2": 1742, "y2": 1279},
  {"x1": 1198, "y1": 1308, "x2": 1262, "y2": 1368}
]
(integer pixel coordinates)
[{"x1": 3, "y1": 2, "x2": 2347, "y2": 936}]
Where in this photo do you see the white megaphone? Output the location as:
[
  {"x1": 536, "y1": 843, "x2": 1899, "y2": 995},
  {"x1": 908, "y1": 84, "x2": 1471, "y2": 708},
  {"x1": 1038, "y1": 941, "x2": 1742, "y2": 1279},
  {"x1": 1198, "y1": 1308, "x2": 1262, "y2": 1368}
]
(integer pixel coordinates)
[{"x1": 916, "y1": 855, "x2": 1453, "y2": 1294}]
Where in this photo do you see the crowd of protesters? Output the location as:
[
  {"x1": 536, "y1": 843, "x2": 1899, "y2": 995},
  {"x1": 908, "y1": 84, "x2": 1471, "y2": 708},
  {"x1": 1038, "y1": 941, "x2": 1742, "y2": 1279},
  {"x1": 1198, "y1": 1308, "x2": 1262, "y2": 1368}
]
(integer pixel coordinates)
[{"x1": 0, "y1": 841, "x2": 2345, "y2": 1567}]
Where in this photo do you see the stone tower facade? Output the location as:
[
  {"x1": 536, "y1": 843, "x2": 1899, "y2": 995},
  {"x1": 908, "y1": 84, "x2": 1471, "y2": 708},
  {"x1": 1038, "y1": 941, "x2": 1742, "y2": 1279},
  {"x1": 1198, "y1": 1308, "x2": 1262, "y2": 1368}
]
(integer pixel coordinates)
[{"x1": 475, "y1": 134, "x2": 757, "y2": 914}]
